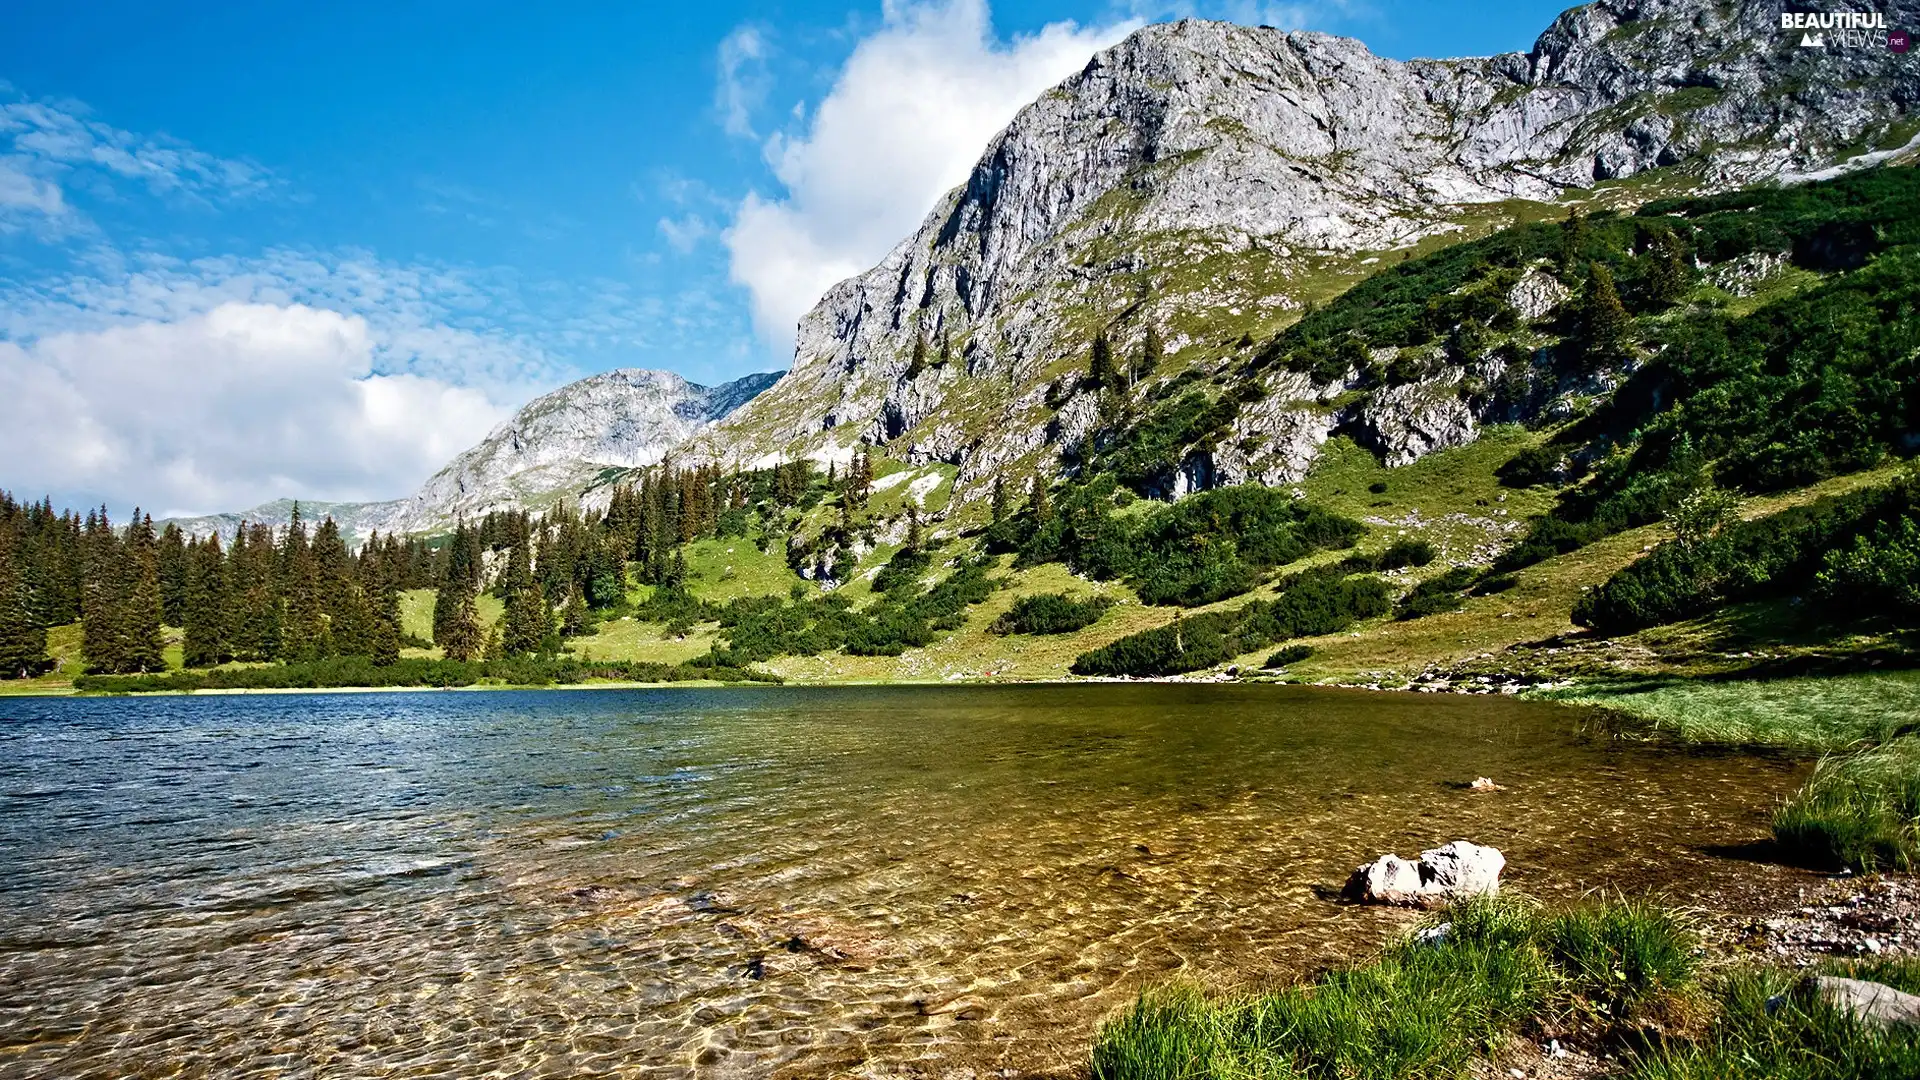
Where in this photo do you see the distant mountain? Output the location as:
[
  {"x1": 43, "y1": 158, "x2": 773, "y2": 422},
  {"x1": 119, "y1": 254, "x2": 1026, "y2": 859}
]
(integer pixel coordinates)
[{"x1": 162, "y1": 368, "x2": 780, "y2": 543}]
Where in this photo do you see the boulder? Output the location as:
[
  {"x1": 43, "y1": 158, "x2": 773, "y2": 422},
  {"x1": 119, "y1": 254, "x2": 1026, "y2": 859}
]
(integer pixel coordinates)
[
  {"x1": 1808, "y1": 976, "x2": 1920, "y2": 1029},
  {"x1": 1418, "y1": 841, "x2": 1505, "y2": 897},
  {"x1": 1344, "y1": 840, "x2": 1505, "y2": 906},
  {"x1": 1343, "y1": 854, "x2": 1426, "y2": 905}
]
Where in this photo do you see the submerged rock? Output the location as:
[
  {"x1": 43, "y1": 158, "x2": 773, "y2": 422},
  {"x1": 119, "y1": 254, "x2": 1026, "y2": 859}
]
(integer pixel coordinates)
[{"x1": 1344, "y1": 840, "x2": 1506, "y2": 906}]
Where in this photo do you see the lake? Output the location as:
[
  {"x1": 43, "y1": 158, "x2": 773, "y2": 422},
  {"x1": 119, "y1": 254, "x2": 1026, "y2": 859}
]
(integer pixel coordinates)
[{"x1": 0, "y1": 684, "x2": 1804, "y2": 1078}]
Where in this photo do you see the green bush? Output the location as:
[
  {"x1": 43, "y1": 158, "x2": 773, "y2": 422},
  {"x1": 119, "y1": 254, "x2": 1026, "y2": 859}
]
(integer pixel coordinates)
[
  {"x1": 1395, "y1": 567, "x2": 1480, "y2": 620},
  {"x1": 990, "y1": 593, "x2": 1112, "y2": 635},
  {"x1": 1378, "y1": 538, "x2": 1437, "y2": 569},
  {"x1": 1574, "y1": 477, "x2": 1919, "y2": 634},
  {"x1": 1263, "y1": 644, "x2": 1313, "y2": 669},
  {"x1": 1071, "y1": 569, "x2": 1387, "y2": 676}
]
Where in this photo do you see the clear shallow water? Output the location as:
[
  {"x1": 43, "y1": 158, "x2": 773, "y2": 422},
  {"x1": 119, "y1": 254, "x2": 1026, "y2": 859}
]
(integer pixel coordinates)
[{"x1": 0, "y1": 685, "x2": 1803, "y2": 1079}]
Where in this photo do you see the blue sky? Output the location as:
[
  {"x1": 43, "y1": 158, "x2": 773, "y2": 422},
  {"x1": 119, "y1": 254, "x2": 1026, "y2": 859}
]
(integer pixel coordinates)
[{"x1": 0, "y1": 0, "x2": 1578, "y2": 515}]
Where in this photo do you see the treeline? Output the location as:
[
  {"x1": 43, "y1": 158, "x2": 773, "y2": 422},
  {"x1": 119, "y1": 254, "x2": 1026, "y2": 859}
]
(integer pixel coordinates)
[
  {"x1": 0, "y1": 494, "x2": 438, "y2": 676},
  {"x1": 72, "y1": 654, "x2": 777, "y2": 693},
  {"x1": 0, "y1": 455, "x2": 832, "y2": 680}
]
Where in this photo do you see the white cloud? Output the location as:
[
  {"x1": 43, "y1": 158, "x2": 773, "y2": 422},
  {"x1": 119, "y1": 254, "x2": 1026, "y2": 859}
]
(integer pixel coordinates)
[
  {"x1": 0, "y1": 87, "x2": 274, "y2": 236},
  {"x1": 0, "y1": 302, "x2": 509, "y2": 517},
  {"x1": 658, "y1": 212, "x2": 713, "y2": 253},
  {"x1": 723, "y1": 0, "x2": 1137, "y2": 348},
  {"x1": 716, "y1": 25, "x2": 774, "y2": 139}
]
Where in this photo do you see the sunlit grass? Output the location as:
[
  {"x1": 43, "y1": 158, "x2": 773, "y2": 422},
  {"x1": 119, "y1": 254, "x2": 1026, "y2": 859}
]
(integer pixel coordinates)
[{"x1": 1091, "y1": 894, "x2": 1700, "y2": 1080}]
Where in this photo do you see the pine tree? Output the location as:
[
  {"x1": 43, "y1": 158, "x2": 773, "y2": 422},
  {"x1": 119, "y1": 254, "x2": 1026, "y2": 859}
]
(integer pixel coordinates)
[
  {"x1": 156, "y1": 523, "x2": 189, "y2": 625},
  {"x1": 368, "y1": 603, "x2": 400, "y2": 666},
  {"x1": 279, "y1": 511, "x2": 330, "y2": 663},
  {"x1": 1028, "y1": 475, "x2": 1053, "y2": 525},
  {"x1": 1089, "y1": 329, "x2": 1117, "y2": 388},
  {"x1": 500, "y1": 583, "x2": 551, "y2": 657},
  {"x1": 80, "y1": 509, "x2": 122, "y2": 673},
  {"x1": 1645, "y1": 229, "x2": 1689, "y2": 307},
  {"x1": 990, "y1": 474, "x2": 1009, "y2": 526},
  {"x1": 1581, "y1": 262, "x2": 1632, "y2": 368},
  {"x1": 1557, "y1": 209, "x2": 1589, "y2": 278},
  {"x1": 905, "y1": 504, "x2": 923, "y2": 552},
  {"x1": 1136, "y1": 323, "x2": 1163, "y2": 385},
  {"x1": 906, "y1": 334, "x2": 928, "y2": 379},
  {"x1": 560, "y1": 585, "x2": 592, "y2": 638}
]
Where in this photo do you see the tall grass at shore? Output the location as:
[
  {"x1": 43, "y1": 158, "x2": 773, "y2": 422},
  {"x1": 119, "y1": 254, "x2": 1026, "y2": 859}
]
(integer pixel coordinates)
[
  {"x1": 1535, "y1": 672, "x2": 1920, "y2": 872},
  {"x1": 1773, "y1": 740, "x2": 1920, "y2": 871},
  {"x1": 1533, "y1": 670, "x2": 1920, "y2": 751},
  {"x1": 1090, "y1": 895, "x2": 1698, "y2": 1080}
]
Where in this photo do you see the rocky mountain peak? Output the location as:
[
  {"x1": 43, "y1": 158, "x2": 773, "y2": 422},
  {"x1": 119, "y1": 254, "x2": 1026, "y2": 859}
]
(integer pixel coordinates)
[{"x1": 683, "y1": 0, "x2": 1919, "y2": 500}]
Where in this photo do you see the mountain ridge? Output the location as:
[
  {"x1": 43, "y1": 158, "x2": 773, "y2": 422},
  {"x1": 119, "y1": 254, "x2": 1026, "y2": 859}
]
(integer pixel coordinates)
[{"x1": 162, "y1": 367, "x2": 780, "y2": 544}]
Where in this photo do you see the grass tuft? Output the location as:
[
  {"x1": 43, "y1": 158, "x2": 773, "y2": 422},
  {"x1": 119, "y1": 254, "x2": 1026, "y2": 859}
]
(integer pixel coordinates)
[
  {"x1": 1773, "y1": 739, "x2": 1920, "y2": 871},
  {"x1": 1091, "y1": 894, "x2": 1699, "y2": 1080}
]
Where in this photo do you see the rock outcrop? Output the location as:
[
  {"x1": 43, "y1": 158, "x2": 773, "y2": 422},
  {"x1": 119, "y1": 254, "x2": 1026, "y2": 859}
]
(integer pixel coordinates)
[{"x1": 684, "y1": 0, "x2": 1920, "y2": 510}]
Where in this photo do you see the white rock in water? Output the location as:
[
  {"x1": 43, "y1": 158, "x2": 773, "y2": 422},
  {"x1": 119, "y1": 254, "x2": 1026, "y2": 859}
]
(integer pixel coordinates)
[
  {"x1": 1344, "y1": 840, "x2": 1506, "y2": 905},
  {"x1": 1344, "y1": 854, "x2": 1426, "y2": 905},
  {"x1": 1418, "y1": 840, "x2": 1506, "y2": 898}
]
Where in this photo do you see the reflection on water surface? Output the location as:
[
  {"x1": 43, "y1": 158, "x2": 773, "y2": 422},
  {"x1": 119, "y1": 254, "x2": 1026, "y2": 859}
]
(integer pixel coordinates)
[{"x1": 0, "y1": 684, "x2": 1802, "y2": 1077}]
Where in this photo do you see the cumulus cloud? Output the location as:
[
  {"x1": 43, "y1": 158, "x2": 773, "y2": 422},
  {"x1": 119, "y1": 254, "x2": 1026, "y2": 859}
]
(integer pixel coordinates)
[
  {"x1": 724, "y1": 0, "x2": 1137, "y2": 349},
  {"x1": 0, "y1": 303, "x2": 509, "y2": 517}
]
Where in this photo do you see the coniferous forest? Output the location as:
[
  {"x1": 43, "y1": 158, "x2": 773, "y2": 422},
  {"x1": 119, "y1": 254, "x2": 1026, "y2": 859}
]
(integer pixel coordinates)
[{"x1": 0, "y1": 459, "x2": 822, "y2": 685}]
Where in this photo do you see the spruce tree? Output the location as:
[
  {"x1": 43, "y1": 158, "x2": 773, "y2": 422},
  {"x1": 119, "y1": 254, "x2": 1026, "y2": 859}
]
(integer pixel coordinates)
[
  {"x1": 80, "y1": 509, "x2": 122, "y2": 673},
  {"x1": 0, "y1": 535, "x2": 45, "y2": 679},
  {"x1": 182, "y1": 534, "x2": 231, "y2": 668},
  {"x1": 121, "y1": 514, "x2": 166, "y2": 673},
  {"x1": 1645, "y1": 229, "x2": 1689, "y2": 307},
  {"x1": 1557, "y1": 209, "x2": 1589, "y2": 278},
  {"x1": 502, "y1": 582, "x2": 552, "y2": 657},
  {"x1": 440, "y1": 588, "x2": 485, "y2": 662},
  {"x1": 1136, "y1": 324, "x2": 1163, "y2": 385},
  {"x1": 1028, "y1": 475, "x2": 1053, "y2": 525},
  {"x1": 368, "y1": 603, "x2": 400, "y2": 666},
  {"x1": 157, "y1": 523, "x2": 189, "y2": 625},
  {"x1": 560, "y1": 585, "x2": 592, "y2": 638},
  {"x1": 990, "y1": 474, "x2": 1009, "y2": 526},
  {"x1": 905, "y1": 504, "x2": 923, "y2": 552},
  {"x1": 906, "y1": 334, "x2": 928, "y2": 379},
  {"x1": 1581, "y1": 262, "x2": 1632, "y2": 368},
  {"x1": 1089, "y1": 329, "x2": 1117, "y2": 388}
]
